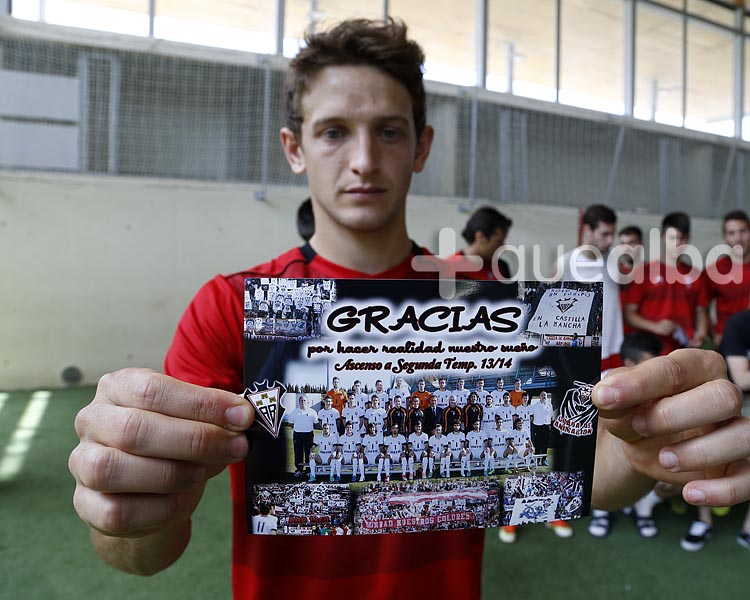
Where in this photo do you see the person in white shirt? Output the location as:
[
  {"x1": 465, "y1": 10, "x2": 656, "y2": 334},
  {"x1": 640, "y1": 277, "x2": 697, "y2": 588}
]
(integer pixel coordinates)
[
  {"x1": 251, "y1": 503, "x2": 278, "y2": 535},
  {"x1": 482, "y1": 438, "x2": 497, "y2": 476},
  {"x1": 512, "y1": 416, "x2": 534, "y2": 470},
  {"x1": 373, "y1": 379, "x2": 389, "y2": 406},
  {"x1": 433, "y1": 377, "x2": 451, "y2": 409},
  {"x1": 362, "y1": 423, "x2": 383, "y2": 476},
  {"x1": 330, "y1": 443, "x2": 344, "y2": 482},
  {"x1": 342, "y1": 393, "x2": 365, "y2": 435},
  {"x1": 351, "y1": 380, "x2": 369, "y2": 410},
  {"x1": 488, "y1": 415, "x2": 509, "y2": 452},
  {"x1": 481, "y1": 393, "x2": 497, "y2": 435},
  {"x1": 514, "y1": 392, "x2": 532, "y2": 433},
  {"x1": 474, "y1": 378, "x2": 490, "y2": 404},
  {"x1": 498, "y1": 392, "x2": 514, "y2": 431},
  {"x1": 318, "y1": 396, "x2": 341, "y2": 433},
  {"x1": 376, "y1": 443, "x2": 391, "y2": 482},
  {"x1": 340, "y1": 421, "x2": 364, "y2": 482},
  {"x1": 401, "y1": 442, "x2": 417, "y2": 481},
  {"x1": 422, "y1": 443, "x2": 436, "y2": 479},
  {"x1": 530, "y1": 390, "x2": 553, "y2": 463},
  {"x1": 446, "y1": 420, "x2": 466, "y2": 461},
  {"x1": 408, "y1": 422, "x2": 429, "y2": 478},
  {"x1": 453, "y1": 377, "x2": 470, "y2": 406},
  {"x1": 364, "y1": 395, "x2": 387, "y2": 433},
  {"x1": 466, "y1": 419, "x2": 487, "y2": 460},
  {"x1": 439, "y1": 442, "x2": 452, "y2": 478},
  {"x1": 385, "y1": 424, "x2": 406, "y2": 481},
  {"x1": 459, "y1": 440, "x2": 472, "y2": 476},
  {"x1": 429, "y1": 423, "x2": 448, "y2": 458},
  {"x1": 494, "y1": 377, "x2": 505, "y2": 396},
  {"x1": 286, "y1": 395, "x2": 319, "y2": 477},
  {"x1": 309, "y1": 422, "x2": 338, "y2": 482},
  {"x1": 388, "y1": 377, "x2": 410, "y2": 402}
]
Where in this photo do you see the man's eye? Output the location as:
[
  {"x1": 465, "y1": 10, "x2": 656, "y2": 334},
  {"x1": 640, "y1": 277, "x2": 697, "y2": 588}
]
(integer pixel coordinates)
[
  {"x1": 323, "y1": 128, "x2": 344, "y2": 140},
  {"x1": 381, "y1": 128, "x2": 401, "y2": 140}
]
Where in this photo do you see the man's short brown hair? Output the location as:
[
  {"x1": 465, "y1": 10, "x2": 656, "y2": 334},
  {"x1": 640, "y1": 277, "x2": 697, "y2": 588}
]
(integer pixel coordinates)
[{"x1": 285, "y1": 18, "x2": 427, "y2": 139}]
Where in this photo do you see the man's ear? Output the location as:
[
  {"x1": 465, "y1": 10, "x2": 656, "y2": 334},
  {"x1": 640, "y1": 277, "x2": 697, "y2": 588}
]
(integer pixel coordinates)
[
  {"x1": 413, "y1": 125, "x2": 434, "y2": 173},
  {"x1": 280, "y1": 127, "x2": 306, "y2": 174}
]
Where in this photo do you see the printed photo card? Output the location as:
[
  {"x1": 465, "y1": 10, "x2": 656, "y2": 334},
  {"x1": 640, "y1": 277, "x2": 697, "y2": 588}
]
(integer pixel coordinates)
[{"x1": 243, "y1": 278, "x2": 602, "y2": 536}]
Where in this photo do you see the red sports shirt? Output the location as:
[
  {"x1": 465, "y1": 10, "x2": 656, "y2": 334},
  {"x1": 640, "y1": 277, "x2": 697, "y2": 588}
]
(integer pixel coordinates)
[
  {"x1": 704, "y1": 256, "x2": 750, "y2": 334},
  {"x1": 165, "y1": 243, "x2": 484, "y2": 600},
  {"x1": 623, "y1": 260, "x2": 708, "y2": 355}
]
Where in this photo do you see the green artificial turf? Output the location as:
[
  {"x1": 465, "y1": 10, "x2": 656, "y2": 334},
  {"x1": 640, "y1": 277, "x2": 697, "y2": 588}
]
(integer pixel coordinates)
[{"x1": 1, "y1": 387, "x2": 747, "y2": 600}]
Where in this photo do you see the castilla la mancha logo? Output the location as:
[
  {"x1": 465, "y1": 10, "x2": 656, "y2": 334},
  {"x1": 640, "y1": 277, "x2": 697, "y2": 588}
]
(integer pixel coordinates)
[
  {"x1": 555, "y1": 297, "x2": 578, "y2": 314},
  {"x1": 553, "y1": 381, "x2": 597, "y2": 437}
]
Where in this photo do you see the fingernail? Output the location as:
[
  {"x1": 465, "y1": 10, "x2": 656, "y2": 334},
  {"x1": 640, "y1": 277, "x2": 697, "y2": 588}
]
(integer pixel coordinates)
[
  {"x1": 192, "y1": 465, "x2": 206, "y2": 483},
  {"x1": 596, "y1": 385, "x2": 618, "y2": 408},
  {"x1": 659, "y1": 450, "x2": 679, "y2": 471},
  {"x1": 226, "y1": 404, "x2": 251, "y2": 428},
  {"x1": 685, "y1": 488, "x2": 706, "y2": 504},
  {"x1": 631, "y1": 414, "x2": 647, "y2": 435},
  {"x1": 229, "y1": 435, "x2": 248, "y2": 459}
]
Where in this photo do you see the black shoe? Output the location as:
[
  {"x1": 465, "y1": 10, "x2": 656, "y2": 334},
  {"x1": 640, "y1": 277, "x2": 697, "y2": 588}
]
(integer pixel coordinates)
[
  {"x1": 588, "y1": 510, "x2": 612, "y2": 538},
  {"x1": 680, "y1": 520, "x2": 712, "y2": 551}
]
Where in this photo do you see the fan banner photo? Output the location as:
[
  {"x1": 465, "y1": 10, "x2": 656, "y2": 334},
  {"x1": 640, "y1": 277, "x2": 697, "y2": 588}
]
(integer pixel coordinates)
[{"x1": 243, "y1": 278, "x2": 602, "y2": 536}]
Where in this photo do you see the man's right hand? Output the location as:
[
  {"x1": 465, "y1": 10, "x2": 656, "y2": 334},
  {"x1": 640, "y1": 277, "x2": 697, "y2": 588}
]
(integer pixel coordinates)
[{"x1": 69, "y1": 369, "x2": 253, "y2": 541}]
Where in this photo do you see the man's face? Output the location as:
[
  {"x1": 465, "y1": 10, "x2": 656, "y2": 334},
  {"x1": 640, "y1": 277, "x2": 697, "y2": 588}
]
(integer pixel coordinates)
[
  {"x1": 323, "y1": 423, "x2": 330, "y2": 434},
  {"x1": 345, "y1": 423, "x2": 353, "y2": 435},
  {"x1": 325, "y1": 398, "x2": 332, "y2": 409},
  {"x1": 663, "y1": 227, "x2": 688, "y2": 262},
  {"x1": 584, "y1": 221, "x2": 616, "y2": 254},
  {"x1": 418, "y1": 380, "x2": 425, "y2": 391},
  {"x1": 485, "y1": 394, "x2": 493, "y2": 407},
  {"x1": 473, "y1": 420, "x2": 481, "y2": 431},
  {"x1": 477, "y1": 380, "x2": 484, "y2": 390},
  {"x1": 394, "y1": 397, "x2": 402, "y2": 408},
  {"x1": 475, "y1": 227, "x2": 507, "y2": 261},
  {"x1": 724, "y1": 219, "x2": 750, "y2": 257},
  {"x1": 391, "y1": 424, "x2": 399, "y2": 436},
  {"x1": 300, "y1": 397, "x2": 308, "y2": 409},
  {"x1": 495, "y1": 378, "x2": 503, "y2": 389},
  {"x1": 457, "y1": 378, "x2": 465, "y2": 389},
  {"x1": 435, "y1": 425, "x2": 442, "y2": 436},
  {"x1": 415, "y1": 423, "x2": 422, "y2": 435},
  {"x1": 376, "y1": 380, "x2": 383, "y2": 391},
  {"x1": 514, "y1": 380, "x2": 521, "y2": 391},
  {"x1": 429, "y1": 395, "x2": 437, "y2": 407},
  {"x1": 280, "y1": 65, "x2": 433, "y2": 237},
  {"x1": 411, "y1": 397, "x2": 420, "y2": 408},
  {"x1": 449, "y1": 396, "x2": 456, "y2": 407},
  {"x1": 332, "y1": 377, "x2": 340, "y2": 389},
  {"x1": 439, "y1": 378, "x2": 446, "y2": 389},
  {"x1": 348, "y1": 394, "x2": 356, "y2": 406},
  {"x1": 453, "y1": 422, "x2": 460, "y2": 432}
]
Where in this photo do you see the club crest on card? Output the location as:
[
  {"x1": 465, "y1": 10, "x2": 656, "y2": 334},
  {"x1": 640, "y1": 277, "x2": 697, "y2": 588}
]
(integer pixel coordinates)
[{"x1": 243, "y1": 381, "x2": 287, "y2": 438}]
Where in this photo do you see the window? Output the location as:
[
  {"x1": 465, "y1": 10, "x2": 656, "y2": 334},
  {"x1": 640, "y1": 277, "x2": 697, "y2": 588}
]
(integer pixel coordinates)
[
  {"x1": 389, "y1": 0, "x2": 477, "y2": 87},
  {"x1": 487, "y1": 0, "x2": 557, "y2": 101},
  {"x1": 559, "y1": 0, "x2": 625, "y2": 114},
  {"x1": 154, "y1": 1, "x2": 276, "y2": 54},
  {"x1": 284, "y1": 0, "x2": 383, "y2": 58},
  {"x1": 634, "y1": 2, "x2": 684, "y2": 126},
  {"x1": 37, "y1": 0, "x2": 150, "y2": 36},
  {"x1": 685, "y1": 17, "x2": 734, "y2": 136}
]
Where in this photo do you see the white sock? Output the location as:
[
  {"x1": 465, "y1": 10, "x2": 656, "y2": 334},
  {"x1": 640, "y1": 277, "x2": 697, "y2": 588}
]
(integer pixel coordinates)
[
  {"x1": 634, "y1": 489, "x2": 662, "y2": 517},
  {"x1": 309, "y1": 458, "x2": 316, "y2": 477},
  {"x1": 401, "y1": 457, "x2": 408, "y2": 473},
  {"x1": 408, "y1": 457, "x2": 415, "y2": 476}
]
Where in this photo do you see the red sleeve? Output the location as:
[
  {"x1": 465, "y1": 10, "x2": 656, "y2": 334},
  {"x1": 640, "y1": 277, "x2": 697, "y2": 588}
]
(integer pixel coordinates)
[
  {"x1": 624, "y1": 268, "x2": 646, "y2": 307},
  {"x1": 695, "y1": 270, "x2": 710, "y2": 308},
  {"x1": 164, "y1": 275, "x2": 244, "y2": 392}
]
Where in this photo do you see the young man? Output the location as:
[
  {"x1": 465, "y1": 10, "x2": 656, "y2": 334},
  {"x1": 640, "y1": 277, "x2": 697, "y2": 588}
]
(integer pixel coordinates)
[
  {"x1": 464, "y1": 392, "x2": 483, "y2": 431},
  {"x1": 624, "y1": 212, "x2": 709, "y2": 355},
  {"x1": 447, "y1": 206, "x2": 513, "y2": 280},
  {"x1": 411, "y1": 378, "x2": 432, "y2": 409},
  {"x1": 362, "y1": 422, "x2": 384, "y2": 478},
  {"x1": 433, "y1": 376, "x2": 452, "y2": 408},
  {"x1": 386, "y1": 423, "x2": 407, "y2": 480},
  {"x1": 387, "y1": 395, "x2": 408, "y2": 433},
  {"x1": 69, "y1": 19, "x2": 748, "y2": 600},
  {"x1": 446, "y1": 420, "x2": 466, "y2": 462},
  {"x1": 406, "y1": 394, "x2": 425, "y2": 433},
  {"x1": 442, "y1": 395, "x2": 463, "y2": 433},
  {"x1": 466, "y1": 419, "x2": 488, "y2": 462},
  {"x1": 555, "y1": 204, "x2": 624, "y2": 371},
  {"x1": 509, "y1": 378, "x2": 525, "y2": 408},
  {"x1": 309, "y1": 422, "x2": 338, "y2": 483},
  {"x1": 408, "y1": 421, "x2": 429, "y2": 478},
  {"x1": 342, "y1": 392, "x2": 364, "y2": 435},
  {"x1": 286, "y1": 395, "x2": 319, "y2": 476},
  {"x1": 422, "y1": 394, "x2": 443, "y2": 436},
  {"x1": 364, "y1": 394, "x2": 387, "y2": 433},
  {"x1": 318, "y1": 395, "x2": 341, "y2": 433},
  {"x1": 705, "y1": 210, "x2": 750, "y2": 347},
  {"x1": 340, "y1": 421, "x2": 364, "y2": 482},
  {"x1": 480, "y1": 392, "x2": 497, "y2": 435},
  {"x1": 529, "y1": 390, "x2": 553, "y2": 463},
  {"x1": 454, "y1": 377, "x2": 470, "y2": 406},
  {"x1": 325, "y1": 376, "x2": 347, "y2": 415}
]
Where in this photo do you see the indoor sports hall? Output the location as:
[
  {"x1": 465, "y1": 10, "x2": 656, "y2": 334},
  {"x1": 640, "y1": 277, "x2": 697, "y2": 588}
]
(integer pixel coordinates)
[{"x1": 2, "y1": 1, "x2": 750, "y2": 598}]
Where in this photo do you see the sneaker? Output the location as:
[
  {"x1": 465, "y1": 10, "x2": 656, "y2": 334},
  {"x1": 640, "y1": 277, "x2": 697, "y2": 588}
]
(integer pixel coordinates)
[
  {"x1": 308, "y1": 475, "x2": 316, "y2": 483},
  {"x1": 329, "y1": 475, "x2": 334, "y2": 482},
  {"x1": 483, "y1": 469, "x2": 489, "y2": 476},
  {"x1": 548, "y1": 520, "x2": 574, "y2": 539},
  {"x1": 737, "y1": 531, "x2": 750, "y2": 550},
  {"x1": 334, "y1": 476, "x2": 341, "y2": 483},
  {"x1": 359, "y1": 475, "x2": 365, "y2": 482},
  {"x1": 588, "y1": 510, "x2": 612, "y2": 538},
  {"x1": 402, "y1": 474, "x2": 408, "y2": 481},
  {"x1": 499, "y1": 526, "x2": 517, "y2": 543},
  {"x1": 385, "y1": 475, "x2": 390, "y2": 482},
  {"x1": 635, "y1": 515, "x2": 659, "y2": 539},
  {"x1": 680, "y1": 520, "x2": 712, "y2": 551}
]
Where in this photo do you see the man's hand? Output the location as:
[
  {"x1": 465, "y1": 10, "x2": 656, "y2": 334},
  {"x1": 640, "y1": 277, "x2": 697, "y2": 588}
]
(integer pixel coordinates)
[
  {"x1": 68, "y1": 369, "x2": 253, "y2": 572},
  {"x1": 592, "y1": 349, "x2": 750, "y2": 510},
  {"x1": 651, "y1": 318, "x2": 677, "y2": 336}
]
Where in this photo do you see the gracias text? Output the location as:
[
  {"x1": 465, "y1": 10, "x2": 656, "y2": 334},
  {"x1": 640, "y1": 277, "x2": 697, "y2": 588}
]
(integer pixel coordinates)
[{"x1": 325, "y1": 304, "x2": 524, "y2": 335}]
